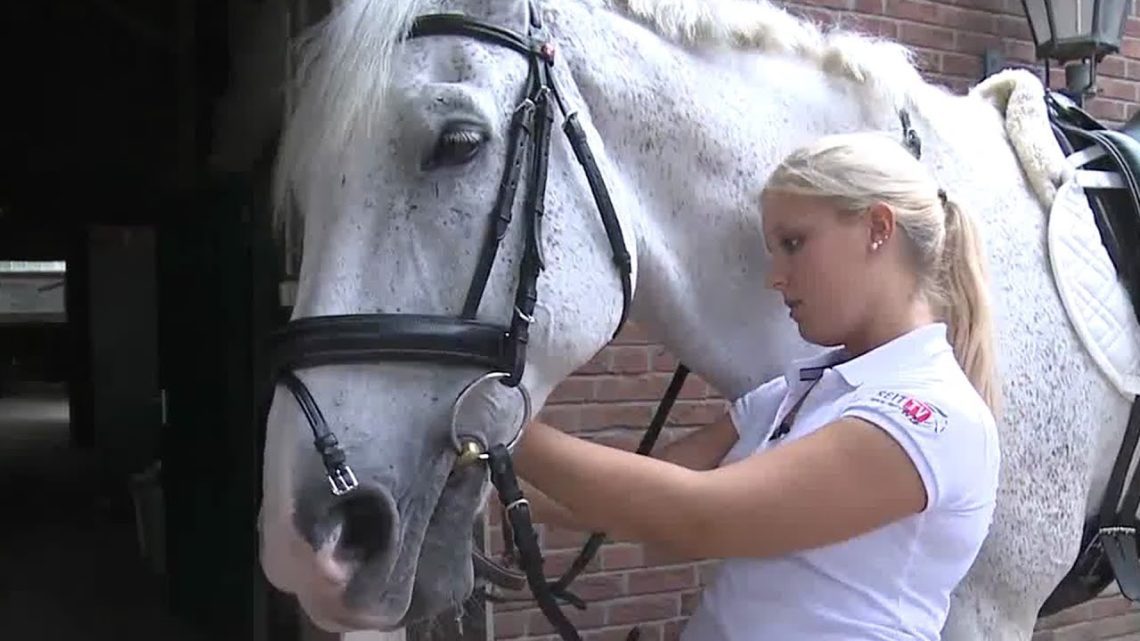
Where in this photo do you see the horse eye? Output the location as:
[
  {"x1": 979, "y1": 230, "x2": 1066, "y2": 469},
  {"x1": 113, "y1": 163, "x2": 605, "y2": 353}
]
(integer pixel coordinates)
[{"x1": 424, "y1": 123, "x2": 487, "y2": 170}]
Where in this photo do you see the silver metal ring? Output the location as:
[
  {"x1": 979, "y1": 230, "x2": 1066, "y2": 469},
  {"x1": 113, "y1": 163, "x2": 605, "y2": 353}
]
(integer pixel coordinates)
[{"x1": 449, "y1": 371, "x2": 533, "y2": 455}]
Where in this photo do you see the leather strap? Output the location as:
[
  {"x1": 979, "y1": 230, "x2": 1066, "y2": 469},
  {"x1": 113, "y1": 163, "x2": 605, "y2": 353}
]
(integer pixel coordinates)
[{"x1": 268, "y1": 314, "x2": 511, "y2": 372}]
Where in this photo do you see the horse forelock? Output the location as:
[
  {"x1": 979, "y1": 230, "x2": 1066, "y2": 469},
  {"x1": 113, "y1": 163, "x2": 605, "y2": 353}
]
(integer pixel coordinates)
[{"x1": 273, "y1": 0, "x2": 427, "y2": 224}]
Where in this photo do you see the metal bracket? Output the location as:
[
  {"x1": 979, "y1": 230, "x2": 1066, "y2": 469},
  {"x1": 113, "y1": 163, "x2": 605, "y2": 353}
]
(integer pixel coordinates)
[
  {"x1": 982, "y1": 47, "x2": 1006, "y2": 80},
  {"x1": 1099, "y1": 526, "x2": 1140, "y2": 601}
]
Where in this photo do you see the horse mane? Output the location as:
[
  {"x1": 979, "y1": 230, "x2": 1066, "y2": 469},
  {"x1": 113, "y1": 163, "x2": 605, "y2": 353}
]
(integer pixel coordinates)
[
  {"x1": 605, "y1": 0, "x2": 925, "y2": 98},
  {"x1": 273, "y1": 0, "x2": 927, "y2": 216}
]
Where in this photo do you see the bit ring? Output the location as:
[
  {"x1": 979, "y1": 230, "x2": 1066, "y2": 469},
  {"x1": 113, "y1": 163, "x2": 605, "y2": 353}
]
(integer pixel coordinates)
[{"x1": 450, "y1": 371, "x2": 533, "y2": 459}]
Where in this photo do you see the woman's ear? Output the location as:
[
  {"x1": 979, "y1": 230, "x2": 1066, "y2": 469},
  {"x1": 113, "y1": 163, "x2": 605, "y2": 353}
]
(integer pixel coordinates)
[{"x1": 866, "y1": 202, "x2": 895, "y2": 250}]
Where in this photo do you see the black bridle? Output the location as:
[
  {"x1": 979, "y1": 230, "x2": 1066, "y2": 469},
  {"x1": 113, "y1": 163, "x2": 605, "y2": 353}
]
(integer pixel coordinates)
[{"x1": 266, "y1": 4, "x2": 688, "y2": 641}]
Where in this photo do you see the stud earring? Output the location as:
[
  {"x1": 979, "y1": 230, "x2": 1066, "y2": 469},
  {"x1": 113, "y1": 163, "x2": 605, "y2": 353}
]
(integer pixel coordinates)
[{"x1": 871, "y1": 239, "x2": 882, "y2": 251}]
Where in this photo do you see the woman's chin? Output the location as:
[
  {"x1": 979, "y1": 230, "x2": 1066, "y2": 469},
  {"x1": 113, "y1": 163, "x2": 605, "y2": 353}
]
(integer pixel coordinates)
[{"x1": 796, "y1": 321, "x2": 844, "y2": 349}]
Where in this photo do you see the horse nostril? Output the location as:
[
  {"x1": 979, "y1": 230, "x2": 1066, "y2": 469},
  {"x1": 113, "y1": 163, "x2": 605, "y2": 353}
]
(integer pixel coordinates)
[{"x1": 329, "y1": 488, "x2": 395, "y2": 566}]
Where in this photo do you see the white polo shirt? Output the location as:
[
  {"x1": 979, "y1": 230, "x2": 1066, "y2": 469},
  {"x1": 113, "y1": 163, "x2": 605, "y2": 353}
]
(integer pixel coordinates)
[{"x1": 680, "y1": 322, "x2": 1000, "y2": 641}]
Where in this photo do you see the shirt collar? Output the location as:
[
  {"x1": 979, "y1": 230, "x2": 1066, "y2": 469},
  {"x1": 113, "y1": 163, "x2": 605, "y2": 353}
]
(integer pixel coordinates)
[{"x1": 788, "y1": 322, "x2": 953, "y2": 387}]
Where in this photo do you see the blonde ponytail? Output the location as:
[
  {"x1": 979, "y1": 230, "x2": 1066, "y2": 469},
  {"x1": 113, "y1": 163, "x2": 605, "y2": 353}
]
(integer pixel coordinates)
[{"x1": 939, "y1": 196, "x2": 1001, "y2": 414}]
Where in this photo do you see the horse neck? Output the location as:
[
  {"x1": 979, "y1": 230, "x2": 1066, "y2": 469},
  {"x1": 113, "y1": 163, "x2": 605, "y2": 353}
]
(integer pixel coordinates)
[{"x1": 551, "y1": 5, "x2": 886, "y2": 398}]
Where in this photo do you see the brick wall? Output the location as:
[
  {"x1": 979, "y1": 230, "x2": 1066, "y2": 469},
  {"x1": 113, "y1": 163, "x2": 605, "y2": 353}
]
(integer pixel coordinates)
[{"x1": 488, "y1": 0, "x2": 1140, "y2": 638}]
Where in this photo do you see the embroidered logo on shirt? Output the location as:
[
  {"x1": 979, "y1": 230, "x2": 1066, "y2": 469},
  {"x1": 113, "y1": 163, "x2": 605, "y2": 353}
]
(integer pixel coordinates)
[{"x1": 868, "y1": 390, "x2": 948, "y2": 433}]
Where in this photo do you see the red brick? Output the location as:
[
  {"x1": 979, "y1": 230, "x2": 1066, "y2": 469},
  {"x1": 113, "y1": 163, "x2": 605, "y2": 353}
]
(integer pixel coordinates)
[
  {"x1": 565, "y1": 572, "x2": 629, "y2": 600},
  {"x1": 528, "y1": 604, "x2": 606, "y2": 634},
  {"x1": 844, "y1": 13, "x2": 900, "y2": 37},
  {"x1": 669, "y1": 400, "x2": 727, "y2": 426},
  {"x1": 488, "y1": 526, "x2": 506, "y2": 553},
  {"x1": 650, "y1": 347, "x2": 679, "y2": 372},
  {"x1": 997, "y1": 0, "x2": 1024, "y2": 16},
  {"x1": 627, "y1": 566, "x2": 698, "y2": 595},
  {"x1": 606, "y1": 595, "x2": 681, "y2": 625},
  {"x1": 937, "y1": 4, "x2": 997, "y2": 33},
  {"x1": 608, "y1": 346, "x2": 652, "y2": 374},
  {"x1": 1037, "y1": 594, "x2": 1135, "y2": 629},
  {"x1": 1099, "y1": 56, "x2": 1128, "y2": 79},
  {"x1": 613, "y1": 322, "x2": 652, "y2": 345},
  {"x1": 495, "y1": 610, "x2": 530, "y2": 638},
  {"x1": 800, "y1": 0, "x2": 853, "y2": 11},
  {"x1": 1123, "y1": 37, "x2": 1140, "y2": 59},
  {"x1": 544, "y1": 525, "x2": 591, "y2": 550},
  {"x1": 492, "y1": 595, "x2": 538, "y2": 612},
  {"x1": 602, "y1": 543, "x2": 645, "y2": 570},
  {"x1": 585, "y1": 623, "x2": 664, "y2": 641},
  {"x1": 1044, "y1": 611, "x2": 1140, "y2": 640},
  {"x1": 942, "y1": 50, "x2": 982, "y2": 77},
  {"x1": 536, "y1": 405, "x2": 581, "y2": 431},
  {"x1": 680, "y1": 589, "x2": 702, "y2": 616},
  {"x1": 1097, "y1": 77, "x2": 1137, "y2": 102},
  {"x1": 577, "y1": 402, "x2": 656, "y2": 430},
  {"x1": 544, "y1": 548, "x2": 604, "y2": 576},
  {"x1": 995, "y1": 13, "x2": 1031, "y2": 39},
  {"x1": 898, "y1": 22, "x2": 956, "y2": 49},
  {"x1": 1047, "y1": 67, "x2": 1067, "y2": 90},
  {"x1": 851, "y1": 0, "x2": 884, "y2": 14},
  {"x1": 577, "y1": 351, "x2": 611, "y2": 375},
  {"x1": 547, "y1": 378, "x2": 596, "y2": 404},
  {"x1": 678, "y1": 376, "x2": 710, "y2": 400},
  {"x1": 892, "y1": 0, "x2": 940, "y2": 23},
  {"x1": 956, "y1": 31, "x2": 1001, "y2": 56},
  {"x1": 592, "y1": 375, "x2": 671, "y2": 402},
  {"x1": 1087, "y1": 97, "x2": 1127, "y2": 122},
  {"x1": 1002, "y1": 39, "x2": 1037, "y2": 64}
]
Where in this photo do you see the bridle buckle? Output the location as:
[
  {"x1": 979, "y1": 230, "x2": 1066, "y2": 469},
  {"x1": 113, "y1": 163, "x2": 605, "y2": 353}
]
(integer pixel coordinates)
[{"x1": 328, "y1": 464, "x2": 359, "y2": 496}]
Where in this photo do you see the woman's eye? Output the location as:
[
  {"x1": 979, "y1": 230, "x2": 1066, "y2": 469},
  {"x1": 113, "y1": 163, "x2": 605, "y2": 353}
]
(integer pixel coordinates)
[
  {"x1": 780, "y1": 237, "x2": 803, "y2": 253},
  {"x1": 425, "y1": 125, "x2": 487, "y2": 169}
]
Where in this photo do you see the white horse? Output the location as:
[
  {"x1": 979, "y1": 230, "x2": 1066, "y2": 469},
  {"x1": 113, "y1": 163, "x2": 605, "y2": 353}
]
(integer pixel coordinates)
[{"x1": 240, "y1": 0, "x2": 1136, "y2": 638}]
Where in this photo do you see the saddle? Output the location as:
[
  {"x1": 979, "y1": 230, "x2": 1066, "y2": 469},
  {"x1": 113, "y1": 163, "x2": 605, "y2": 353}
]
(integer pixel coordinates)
[{"x1": 1039, "y1": 94, "x2": 1140, "y2": 616}]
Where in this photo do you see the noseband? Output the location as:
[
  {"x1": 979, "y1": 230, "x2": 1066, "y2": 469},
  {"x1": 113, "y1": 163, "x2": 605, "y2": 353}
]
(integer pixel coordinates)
[{"x1": 266, "y1": 4, "x2": 687, "y2": 641}]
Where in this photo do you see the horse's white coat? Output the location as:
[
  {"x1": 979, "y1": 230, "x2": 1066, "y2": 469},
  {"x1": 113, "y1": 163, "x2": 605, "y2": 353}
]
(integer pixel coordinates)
[{"x1": 241, "y1": 0, "x2": 1135, "y2": 638}]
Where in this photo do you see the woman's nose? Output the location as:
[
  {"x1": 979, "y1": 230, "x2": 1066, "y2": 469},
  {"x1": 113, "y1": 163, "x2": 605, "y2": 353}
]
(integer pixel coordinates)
[{"x1": 766, "y1": 267, "x2": 787, "y2": 291}]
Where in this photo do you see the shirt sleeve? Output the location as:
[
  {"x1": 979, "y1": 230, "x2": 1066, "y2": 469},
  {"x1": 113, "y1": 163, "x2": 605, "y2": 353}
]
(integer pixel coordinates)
[
  {"x1": 841, "y1": 385, "x2": 992, "y2": 512},
  {"x1": 724, "y1": 376, "x2": 788, "y2": 456}
]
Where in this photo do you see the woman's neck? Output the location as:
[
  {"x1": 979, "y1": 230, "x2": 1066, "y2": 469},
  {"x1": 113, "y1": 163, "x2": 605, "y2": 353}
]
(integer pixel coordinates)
[{"x1": 844, "y1": 298, "x2": 938, "y2": 358}]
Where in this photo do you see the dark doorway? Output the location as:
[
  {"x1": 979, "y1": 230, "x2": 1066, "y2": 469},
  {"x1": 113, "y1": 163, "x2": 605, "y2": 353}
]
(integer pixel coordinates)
[{"x1": 0, "y1": 242, "x2": 204, "y2": 641}]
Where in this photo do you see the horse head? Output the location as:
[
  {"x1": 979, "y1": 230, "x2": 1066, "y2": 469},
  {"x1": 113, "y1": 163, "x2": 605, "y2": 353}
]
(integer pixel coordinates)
[{"x1": 260, "y1": 0, "x2": 642, "y2": 631}]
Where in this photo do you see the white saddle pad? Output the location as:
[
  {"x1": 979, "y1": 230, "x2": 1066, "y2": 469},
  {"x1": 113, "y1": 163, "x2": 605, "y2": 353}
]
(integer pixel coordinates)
[
  {"x1": 972, "y1": 68, "x2": 1140, "y2": 398},
  {"x1": 1048, "y1": 177, "x2": 1140, "y2": 397}
]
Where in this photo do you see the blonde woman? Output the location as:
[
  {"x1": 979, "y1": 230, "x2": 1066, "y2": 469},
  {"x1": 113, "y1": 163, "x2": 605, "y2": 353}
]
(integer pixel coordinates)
[{"x1": 511, "y1": 131, "x2": 1001, "y2": 640}]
